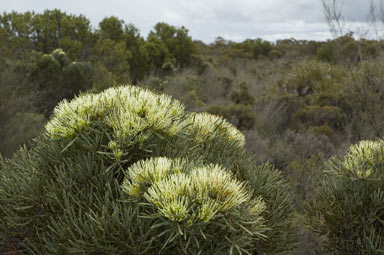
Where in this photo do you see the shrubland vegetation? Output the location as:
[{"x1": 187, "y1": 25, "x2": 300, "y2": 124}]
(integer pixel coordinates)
[{"x1": 1, "y1": 6, "x2": 384, "y2": 254}]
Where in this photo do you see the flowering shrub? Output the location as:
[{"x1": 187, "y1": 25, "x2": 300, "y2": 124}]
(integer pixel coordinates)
[
  {"x1": 310, "y1": 139, "x2": 384, "y2": 254},
  {"x1": 0, "y1": 85, "x2": 294, "y2": 254}
]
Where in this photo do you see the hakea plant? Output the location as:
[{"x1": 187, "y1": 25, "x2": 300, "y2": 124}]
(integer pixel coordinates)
[
  {"x1": 0, "y1": 85, "x2": 295, "y2": 254},
  {"x1": 122, "y1": 157, "x2": 261, "y2": 222},
  {"x1": 45, "y1": 85, "x2": 186, "y2": 142},
  {"x1": 43, "y1": 85, "x2": 245, "y2": 168},
  {"x1": 187, "y1": 112, "x2": 246, "y2": 147},
  {"x1": 342, "y1": 139, "x2": 384, "y2": 178},
  {"x1": 310, "y1": 139, "x2": 384, "y2": 254},
  {"x1": 122, "y1": 157, "x2": 268, "y2": 253}
]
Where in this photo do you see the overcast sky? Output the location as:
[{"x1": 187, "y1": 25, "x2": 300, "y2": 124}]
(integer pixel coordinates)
[{"x1": 1, "y1": 0, "x2": 378, "y2": 43}]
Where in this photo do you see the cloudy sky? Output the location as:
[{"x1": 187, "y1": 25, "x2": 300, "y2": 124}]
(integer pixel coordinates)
[{"x1": 1, "y1": 0, "x2": 377, "y2": 43}]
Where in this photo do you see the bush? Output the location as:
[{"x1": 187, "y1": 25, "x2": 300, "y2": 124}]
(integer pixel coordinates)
[
  {"x1": 207, "y1": 103, "x2": 256, "y2": 131},
  {"x1": 346, "y1": 61, "x2": 384, "y2": 140},
  {"x1": 265, "y1": 60, "x2": 348, "y2": 133},
  {"x1": 315, "y1": 42, "x2": 334, "y2": 63},
  {"x1": 0, "y1": 85, "x2": 295, "y2": 254},
  {"x1": 33, "y1": 48, "x2": 94, "y2": 114},
  {"x1": 268, "y1": 49, "x2": 283, "y2": 59},
  {"x1": 310, "y1": 139, "x2": 384, "y2": 254},
  {"x1": 231, "y1": 82, "x2": 255, "y2": 105}
]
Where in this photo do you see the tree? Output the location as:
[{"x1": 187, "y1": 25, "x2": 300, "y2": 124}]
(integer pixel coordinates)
[
  {"x1": 92, "y1": 39, "x2": 131, "y2": 83},
  {"x1": 123, "y1": 23, "x2": 150, "y2": 82},
  {"x1": 31, "y1": 9, "x2": 93, "y2": 55},
  {"x1": 32, "y1": 48, "x2": 94, "y2": 114},
  {"x1": 145, "y1": 32, "x2": 174, "y2": 69},
  {"x1": 147, "y1": 22, "x2": 195, "y2": 69},
  {"x1": 98, "y1": 16, "x2": 125, "y2": 42},
  {"x1": 95, "y1": 17, "x2": 150, "y2": 83},
  {"x1": 0, "y1": 85, "x2": 295, "y2": 254},
  {"x1": 0, "y1": 10, "x2": 93, "y2": 60},
  {"x1": 0, "y1": 11, "x2": 35, "y2": 55},
  {"x1": 234, "y1": 39, "x2": 273, "y2": 59}
]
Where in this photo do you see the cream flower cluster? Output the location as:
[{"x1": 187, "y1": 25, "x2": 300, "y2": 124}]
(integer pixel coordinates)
[
  {"x1": 188, "y1": 112, "x2": 245, "y2": 147},
  {"x1": 340, "y1": 139, "x2": 384, "y2": 179},
  {"x1": 122, "y1": 157, "x2": 263, "y2": 223},
  {"x1": 45, "y1": 86, "x2": 186, "y2": 140}
]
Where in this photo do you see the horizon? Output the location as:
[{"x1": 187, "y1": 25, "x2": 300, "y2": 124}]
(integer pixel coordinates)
[{"x1": 1, "y1": 0, "x2": 378, "y2": 44}]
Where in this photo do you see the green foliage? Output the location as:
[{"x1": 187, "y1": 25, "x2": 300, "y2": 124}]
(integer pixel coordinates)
[
  {"x1": 310, "y1": 139, "x2": 384, "y2": 254},
  {"x1": 0, "y1": 10, "x2": 92, "y2": 57},
  {"x1": 268, "y1": 49, "x2": 283, "y2": 59},
  {"x1": 98, "y1": 16, "x2": 125, "y2": 41},
  {"x1": 207, "y1": 104, "x2": 256, "y2": 131},
  {"x1": 96, "y1": 17, "x2": 150, "y2": 82},
  {"x1": 0, "y1": 53, "x2": 45, "y2": 157},
  {"x1": 230, "y1": 104, "x2": 256, "y2": 130},
  {"x1": 307, "y1": 123, "x2": 334, "y2": 136},
  {"x1": 34, "y1": 48, "x2": 94, "y2": 112},
  {"x1": 91, "y1": 63, "x2": 118, "y2": 92},
  {"x1": 346, "y1": 60, "x2": 384, "y2": 140},
  {"x1": 273, "y1": 39, "x2": 322, "y2": 58},
  {"x1": 145, "y1": 33, "x2": 174, "y2": 70},
  {"x1": 92, "y1": 39, "x2": 131, "y2": 82},
  {"x1": 146, "y1": 22, "x2": 195, "y2": 69},
  {"x1": 123, "y1": 24, "x2": 150, "y2": 82},
  {"x1": 294, "y1": 105, "x2": 342, "y2": 134},
  {"x1": 206, "y1": 104, "x2": 231, "y2": 119},
  {"x1": 231, "y1": 38, "x2": 273, "y2": 59},
  {"x1": 206, "y1": 82, "x2": 256, "y2": 130},
  {"x1": 0, "y1": 11, "x2": 35, "y2": 55},
  {"x1": 315, "y1": 42, "x2": 334, "y2": 63},
  {"x1": 33, "y1": 10, "x2": 93, "y2": 54},
  {"x1": 0, "y1": 86, "x2": 295, "y2": 254},
  {"x1": 231, "y1": 82, "x2": 255, "y2": 105},
  {"x1": 315, "y1": 36, "x2": 380, "y2": 65},
  {"x1": 267, "y1": 60, "x2": 348, "y2": 133},
  {"x1": 0, "y1": 112, "x2": 45, "y2": 157},
  {"x1": 63, "y1": 61, "x2": 93, "y2": 92}
]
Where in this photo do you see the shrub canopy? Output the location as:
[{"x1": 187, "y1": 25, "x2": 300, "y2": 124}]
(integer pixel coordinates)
[
  {"x1": 0, "y1": 85, "x2": 294, "y2": 254},
  {"x1": 311, "y1": 139, "x2": 384, "y2": 254}
]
